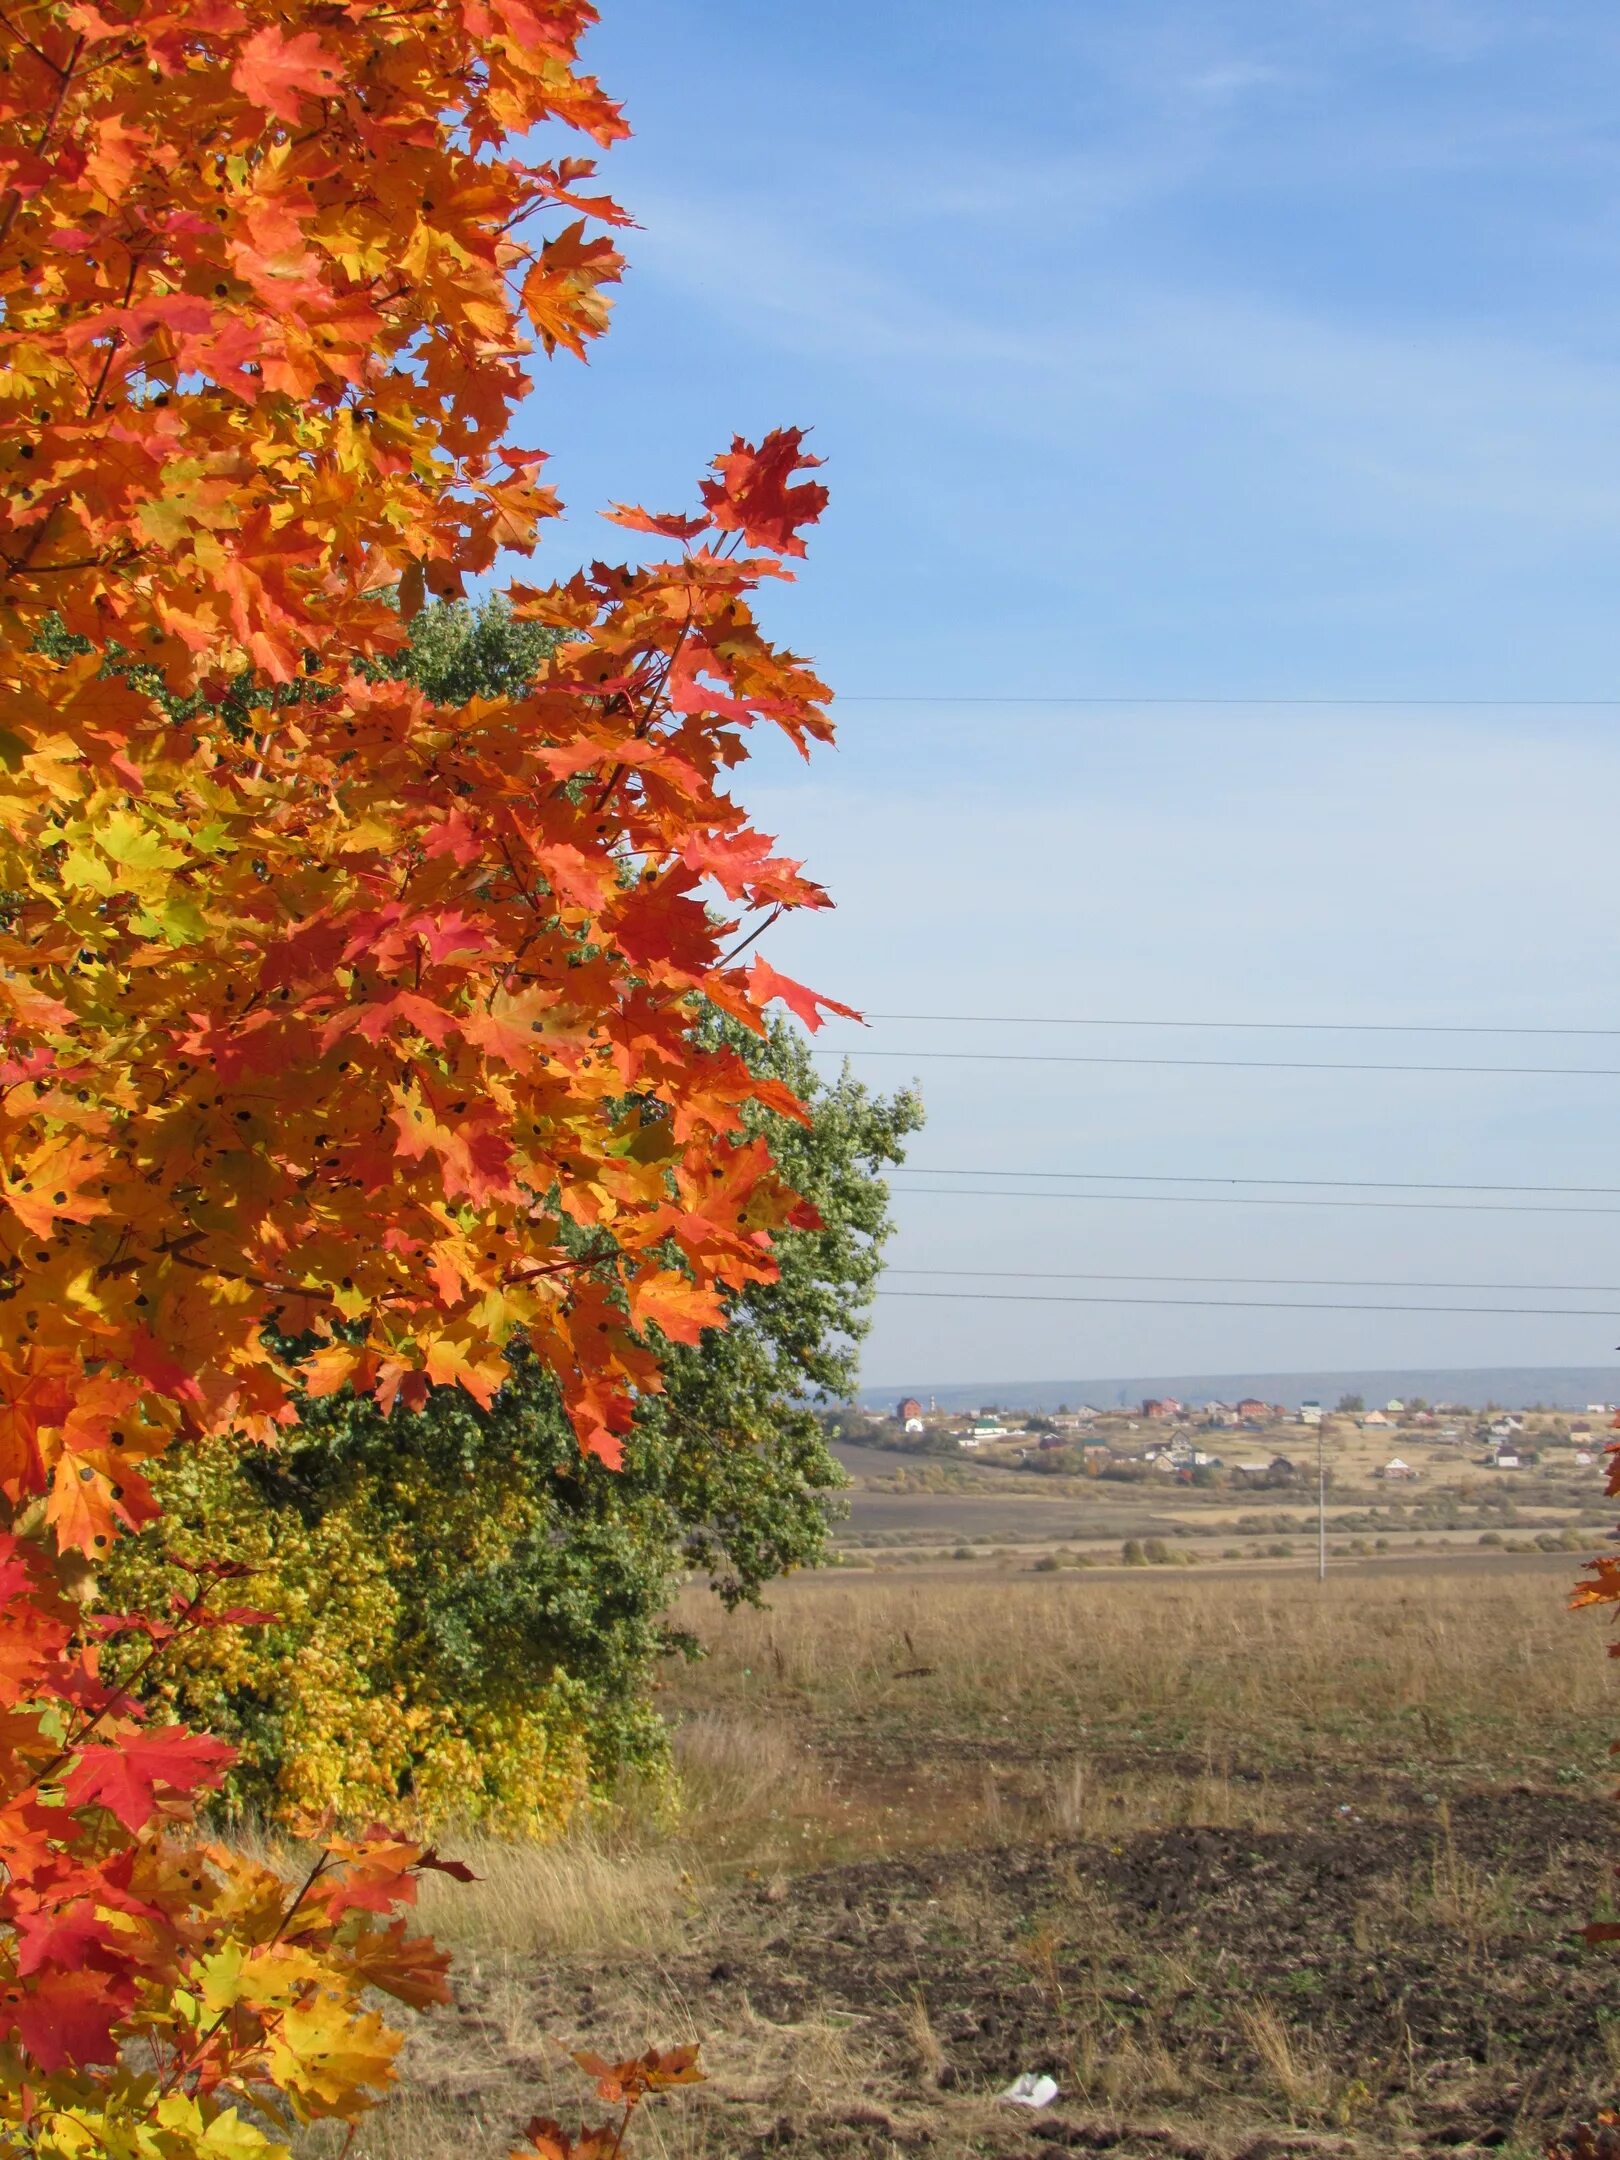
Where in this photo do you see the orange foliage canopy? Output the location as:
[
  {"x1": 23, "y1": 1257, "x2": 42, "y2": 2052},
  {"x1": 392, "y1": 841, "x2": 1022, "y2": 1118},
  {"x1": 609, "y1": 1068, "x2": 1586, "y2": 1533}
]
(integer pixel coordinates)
[
  {"x1": 0, "y1": 0, "x2": 845, "y2": 1555},
  {"x1": 0, "y1": 0, "x2": 841, "y2": 2135}
]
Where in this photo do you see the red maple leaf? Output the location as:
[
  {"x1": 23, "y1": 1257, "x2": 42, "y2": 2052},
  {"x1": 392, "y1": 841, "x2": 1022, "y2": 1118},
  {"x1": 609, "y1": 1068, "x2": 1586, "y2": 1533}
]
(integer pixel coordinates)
[
  {"x1": 12, "y1": 1895, "x2": 121, "y2": 1977},
  {"x1": 747, "y1": 956, "x2": 860, "y2": 1033},
  {"x1": 64, "y1": 1725, "x2": 235, "y2": 1832},
  {"x1": 699, "y1": 428, "x2": 828, "y2": 557},
  {"x1": 231, "y1": 25, "x2": 341, "y2": 123},
  {"x1": 11, "y1": 1967, "x2": 129, "y2": 2070}
]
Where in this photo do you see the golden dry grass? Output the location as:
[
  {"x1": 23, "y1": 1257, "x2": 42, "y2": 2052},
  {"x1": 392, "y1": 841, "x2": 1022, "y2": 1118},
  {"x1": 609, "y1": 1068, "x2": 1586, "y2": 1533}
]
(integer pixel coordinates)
[
  {"x1": 389, "y1": 1562, "x2": 1612, "y2": 1997},
  {"x1": 327, "y1": 1966, "x2": 908, "y2": 2160},
  {"x1": 409, "y1": 1716, "x2": 829, "y2": 1959},
  {"x1": 667, "y1": 1561, "x2": 1612, "y2": 1788},
  {"x1": 412, "y1": 1830, "x2": 705, "y2": 1959},
  {"x1": 1235, "y1": 2001, "x2": 1357, "y2": 2123}
]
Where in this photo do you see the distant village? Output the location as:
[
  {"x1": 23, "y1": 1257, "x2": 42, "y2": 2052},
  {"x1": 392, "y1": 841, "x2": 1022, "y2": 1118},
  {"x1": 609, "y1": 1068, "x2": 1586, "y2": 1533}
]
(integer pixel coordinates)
[{"x1": 843, "y1": 1391, "x2": 1614, "y2": 1486}]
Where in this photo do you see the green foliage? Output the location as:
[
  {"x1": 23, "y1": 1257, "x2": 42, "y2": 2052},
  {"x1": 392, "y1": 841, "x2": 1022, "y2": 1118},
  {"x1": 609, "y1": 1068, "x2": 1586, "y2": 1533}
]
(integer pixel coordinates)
[{"x1": 389, "y1": 594, "x2": 560, "y2": 705}]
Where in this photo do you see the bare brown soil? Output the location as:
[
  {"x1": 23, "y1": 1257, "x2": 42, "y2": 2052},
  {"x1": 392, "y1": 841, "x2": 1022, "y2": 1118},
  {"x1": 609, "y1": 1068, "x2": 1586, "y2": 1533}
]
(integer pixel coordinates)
[
  {"x1": 334, "y1": 1566, "x2": 1620, "y2": 2160},
  {"x1": 372, "y1": 1777, "x2": 1617, "y2": 2160}
]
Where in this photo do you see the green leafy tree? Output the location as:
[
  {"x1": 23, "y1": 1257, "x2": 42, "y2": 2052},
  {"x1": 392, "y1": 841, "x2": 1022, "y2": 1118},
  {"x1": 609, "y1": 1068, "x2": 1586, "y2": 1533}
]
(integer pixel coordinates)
[{"x1": 386, "y1": 592, "x2": 560, "y2": 705}]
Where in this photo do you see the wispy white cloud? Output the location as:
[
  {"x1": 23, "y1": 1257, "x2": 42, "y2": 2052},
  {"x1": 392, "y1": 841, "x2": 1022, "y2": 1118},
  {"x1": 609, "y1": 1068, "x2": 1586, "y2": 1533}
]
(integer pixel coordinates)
[
  {"x1": 1181, "y1": 59, "x2": 1295, "y2": 101},
  {"x1": 627, "y1": 191, "x2": 1038, "y2": 367},
  {"x1": 1055, "y1": 287, "x2": 1620, "y2": 529},
  {"x1": 631, "y1": 179, "x2": 1620, "y2": 535}
]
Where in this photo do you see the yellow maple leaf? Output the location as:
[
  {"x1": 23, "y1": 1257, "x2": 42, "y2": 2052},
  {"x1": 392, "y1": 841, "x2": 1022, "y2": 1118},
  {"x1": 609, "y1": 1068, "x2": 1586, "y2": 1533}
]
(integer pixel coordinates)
[
  {"x1": 265, "y1": 2000, "x2": 400, "y2": 2119},
  {"x1": 61, "y1": 807, "x2": 186, "y2": 904},
  {"x1": 152, "y1": 2092, "x2": 287, "y2": 2160}
]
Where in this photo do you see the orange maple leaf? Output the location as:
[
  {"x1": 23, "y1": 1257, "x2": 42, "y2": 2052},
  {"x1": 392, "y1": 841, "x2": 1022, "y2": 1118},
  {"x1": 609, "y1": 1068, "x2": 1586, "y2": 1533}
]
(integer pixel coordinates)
[
  {"x1": 231, "y1": 25, "x2": 341, "y2": 123},
  {"x1": 747, "y1": 956, "x2": 861, "y2": 1033},
  {"x1": 626, "y1": 1269, "x2": 726, "y2": 1347},
  {"x1": 520, "y1": 222, "x2": 625, "y2": 358}
]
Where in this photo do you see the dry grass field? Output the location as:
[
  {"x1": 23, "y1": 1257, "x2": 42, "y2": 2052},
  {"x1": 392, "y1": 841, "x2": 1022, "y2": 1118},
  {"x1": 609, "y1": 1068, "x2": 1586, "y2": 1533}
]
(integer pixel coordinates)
[{"x1": 317, "y1": 1559, "x2": 1620, "y2": 2160}]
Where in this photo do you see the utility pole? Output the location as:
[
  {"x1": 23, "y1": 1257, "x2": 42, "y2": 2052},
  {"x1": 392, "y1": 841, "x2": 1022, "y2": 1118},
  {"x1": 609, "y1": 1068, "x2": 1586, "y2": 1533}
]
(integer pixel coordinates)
[{"x1": 1317, "y1": 1415, "x2": 1327, "y2": 1582}]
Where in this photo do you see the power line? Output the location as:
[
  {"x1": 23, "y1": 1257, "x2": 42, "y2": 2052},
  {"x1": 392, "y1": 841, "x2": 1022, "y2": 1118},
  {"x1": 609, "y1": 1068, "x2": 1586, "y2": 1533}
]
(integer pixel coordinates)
[
  {"x1": 885, "y1": 1265, "x2": 1620, "y2": 1293},
  {"x1": 838, "y1": 694, "x2": 1620, "y2": 709},
  {"x1": 811, "y1": 1047, "x2": 1620, "y2": 1078},
  {"x1": 889, "y1": 1165, "x2": 1620, "y2": 1198},
  {"x1": 877, "y1": 1288, "x2": 1618, "y2": 1317},
  {"x1": 860, "y1": 1011, "x2": 1620, "y2": 1039},
  {"x1": 883, "y1": 1184, "x2": 1620, "y2": 1217}
]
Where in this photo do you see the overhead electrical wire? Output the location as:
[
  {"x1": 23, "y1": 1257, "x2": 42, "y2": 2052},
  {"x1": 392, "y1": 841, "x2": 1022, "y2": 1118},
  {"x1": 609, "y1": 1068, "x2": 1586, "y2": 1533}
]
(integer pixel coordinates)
[
  {"x1": 875, "y1": 1288, "x2": 1617, "y2": 1318},
  {"x1": 857, "y1": 1012, "x2": 1620, "y2": 1038},
  {"x1": 837, "y1": 694, "x2": 1620, "y2": 709},
  {"x1": 887, "y1": 1165, "x2": 1620, "y2": 1197},
  {"x1": 884, "y1": 1266, "x2": 1620, "y2": 1294},
  {"x1": 881, "y1": 1185, "x2": 1620, "y2": 1216},
  {"x1": 810, "y1": 1047, "x2": 1620, "y2": 1078}
]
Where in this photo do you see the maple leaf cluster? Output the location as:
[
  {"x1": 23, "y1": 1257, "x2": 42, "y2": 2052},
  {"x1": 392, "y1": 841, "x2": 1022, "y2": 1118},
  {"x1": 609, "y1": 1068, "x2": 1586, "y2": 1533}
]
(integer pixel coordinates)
[
  {"x1": 2, "y1": 0, "x2": 629, "y2": 677},
  {"x1": 0, "y1": 0, "x2": 847, "y2": 1544},
  {"x1": 514, "y1": 2046, "x2": 706, "y2": 2160},
  {"x1": 0, "y1": 1, "x2": 844, "y2": 2149},
  {"x1": 0, "y1": 1533, "x2": 459, "y2": 2136},
  {"x1": 5, "y1": 455, "x2": 843, "y2": 1541}
]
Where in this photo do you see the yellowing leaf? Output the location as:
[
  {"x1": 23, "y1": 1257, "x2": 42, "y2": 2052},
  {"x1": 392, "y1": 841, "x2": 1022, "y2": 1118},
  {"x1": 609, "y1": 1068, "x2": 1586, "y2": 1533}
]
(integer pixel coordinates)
[
  {"x1": 518, "y1": 222, "x2": 624, "y2": 358},
  {"x1": 152, "y1": 2092, "x2": 286, "y2": 2160},
  {"x1": 626, "y1": 1269, "x2": 726, "y2": 1346},
  {"x1": 265, "y1": 2000, "x2": 400, "y2": 2119}
]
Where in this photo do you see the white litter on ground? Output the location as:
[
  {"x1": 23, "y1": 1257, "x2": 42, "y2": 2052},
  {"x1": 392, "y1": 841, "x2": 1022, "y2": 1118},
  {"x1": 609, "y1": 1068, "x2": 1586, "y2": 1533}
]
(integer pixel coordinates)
[{"x1": 998, "y1": 2074, "x2": 1059, "y2": 2109}]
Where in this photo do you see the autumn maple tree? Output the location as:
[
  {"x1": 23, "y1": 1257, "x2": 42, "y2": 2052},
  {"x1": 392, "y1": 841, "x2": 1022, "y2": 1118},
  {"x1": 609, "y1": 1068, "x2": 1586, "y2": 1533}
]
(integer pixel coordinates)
[{"x1": 0, "y1": 2, "x2": 842, "y2": 2151}]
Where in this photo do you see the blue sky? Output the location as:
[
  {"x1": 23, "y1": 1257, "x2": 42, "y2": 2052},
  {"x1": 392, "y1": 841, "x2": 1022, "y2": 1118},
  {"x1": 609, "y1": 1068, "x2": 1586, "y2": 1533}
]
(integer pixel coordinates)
[{"x1": 526, "y1": 2, "x2": 1620, "y2": 1391}]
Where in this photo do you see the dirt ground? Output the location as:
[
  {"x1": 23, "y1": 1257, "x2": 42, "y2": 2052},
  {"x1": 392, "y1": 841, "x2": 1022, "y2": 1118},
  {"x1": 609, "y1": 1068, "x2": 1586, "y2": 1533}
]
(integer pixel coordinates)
[
  {"x1": 385, "y1": 1777, "x2": 1617, "y2": 2160},
  {"x1": 336, "y1": 1565, "x2": 1620, "y2": 2160}
]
